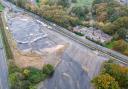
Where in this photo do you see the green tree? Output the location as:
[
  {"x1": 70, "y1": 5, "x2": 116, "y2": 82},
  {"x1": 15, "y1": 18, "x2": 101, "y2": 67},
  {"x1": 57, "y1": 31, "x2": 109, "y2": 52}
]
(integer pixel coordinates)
[{"x1": 25, "y1": 67, "x2": 43, "y2": 83}]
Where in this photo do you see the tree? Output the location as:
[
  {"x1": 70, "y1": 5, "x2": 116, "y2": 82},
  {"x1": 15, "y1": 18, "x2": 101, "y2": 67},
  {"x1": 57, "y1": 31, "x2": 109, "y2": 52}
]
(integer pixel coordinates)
[
  {"x1": 117, "y1": 28, "x2": 127, "y2": 39},
  {"x1": 113, "y1": 17, "x2": 128, "y2": 29},
  {"x1": 93, "y1": 0, "x2": 128, "y2": 23},
  {"x1": 93, "y1": 0, "x2": 114, "y2": 5},
  {"x1": 92, "y1": 74, "x2": 120, "y2": 89},
  {"x1": 102, "y1": 16, "x2": 128, "y2": 37},
  {"x1": 24, "y1": 67, "x2": 43, "y2": 83},
  {"x1": 36, "y1": 0, "x2": 40, "y2": 3},
  {"x1": 23, "y1": 69, "x2": 30, "y2": 77},
  {"x1": 113, "y1": 40, "x2": 128, "y2": 52},
  {"x1": 71, "y1": 0, "x2": 77, "y2": 3},
  {"x1": 8, "y1": 61, "x2": 21, "y2": 74},
  {"x1": 102, "y1": 23, "x2": 116, "y2": 35},
  {"x1": 37, "y1": 5, "x2": 80, "y2": 28},
  {"x1": 39, "y1": 0, "x2": 49, "y2": 5},
  {"x1": 16, "y1": 0, "x2": 27, "y2": 8},
  {"x1": 9, "y1": 72, "x2": 25, "y2": 89},
  {"x1": 71, "y1": 6, "x2": 89, "y2": 19},
  {"x1": 103, "y1": 62, "x2": 128, "y2": 88},
  {"x1": 57, "y1": 0, "x2": 70, "y2": 7},
  {"x1": 107, "y1": 7, "x2": 119, "y2": 22}
]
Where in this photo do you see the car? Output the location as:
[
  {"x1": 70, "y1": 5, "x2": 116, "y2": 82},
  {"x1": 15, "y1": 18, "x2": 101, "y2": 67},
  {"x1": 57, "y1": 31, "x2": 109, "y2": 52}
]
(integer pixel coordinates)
[
  {"x1": 47, "y1": 26, "x2": 52, "y2": 29},
  {"x1": 53, "y1": 24, "x2": 56, "y2": 26}
]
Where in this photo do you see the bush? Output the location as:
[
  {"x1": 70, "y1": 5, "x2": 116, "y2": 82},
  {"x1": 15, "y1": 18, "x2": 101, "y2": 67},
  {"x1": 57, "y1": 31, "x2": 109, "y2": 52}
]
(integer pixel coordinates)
[{"x1": 42, "y1": 64, "x2": 54, "y2": 76}]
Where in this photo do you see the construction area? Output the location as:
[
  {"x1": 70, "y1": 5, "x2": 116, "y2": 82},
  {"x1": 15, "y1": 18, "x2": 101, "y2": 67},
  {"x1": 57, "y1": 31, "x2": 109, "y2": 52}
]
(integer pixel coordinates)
[
  {"x1": 4, "y1": 10, "x2": 67, "y2": 69},
  {"x1": 4, "y1": 7, "x2": 109, "y2": 89}
]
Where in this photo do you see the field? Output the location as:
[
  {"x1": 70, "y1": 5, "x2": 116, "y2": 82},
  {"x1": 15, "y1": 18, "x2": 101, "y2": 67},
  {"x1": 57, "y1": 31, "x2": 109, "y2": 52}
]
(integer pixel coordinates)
[{"x1": 75, "y1": 0, "x2": 94, "y2": 8}]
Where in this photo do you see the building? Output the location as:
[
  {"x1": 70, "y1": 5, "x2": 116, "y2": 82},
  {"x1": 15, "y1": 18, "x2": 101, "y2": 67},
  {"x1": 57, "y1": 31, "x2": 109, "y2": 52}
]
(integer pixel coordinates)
[{"x1": 73, "y1": 26, "x2": 112, "y2": 44}]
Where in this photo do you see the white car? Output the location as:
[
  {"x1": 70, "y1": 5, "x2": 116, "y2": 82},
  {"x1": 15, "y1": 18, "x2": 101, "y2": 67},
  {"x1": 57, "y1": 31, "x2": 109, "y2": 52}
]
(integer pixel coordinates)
[
  {"x1": 47, "y1": 26, "x2": 52, "y2": 29},
  {"x1": 53, "y1": 24, "x2": 56, "y2": 26}
]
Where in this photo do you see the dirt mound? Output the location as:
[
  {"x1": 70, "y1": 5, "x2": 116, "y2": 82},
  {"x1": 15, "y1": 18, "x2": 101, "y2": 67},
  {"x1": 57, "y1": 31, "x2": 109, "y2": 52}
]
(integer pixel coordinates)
[{"x1": 14, "y1": 44, "x2": 68, "y2": 69}]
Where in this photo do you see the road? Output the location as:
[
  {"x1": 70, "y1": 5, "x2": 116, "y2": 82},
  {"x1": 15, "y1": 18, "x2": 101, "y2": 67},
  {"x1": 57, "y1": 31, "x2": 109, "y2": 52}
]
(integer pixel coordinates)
[{"x1": 0, "y1": 33, "x2": 9, "y2": 89}]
